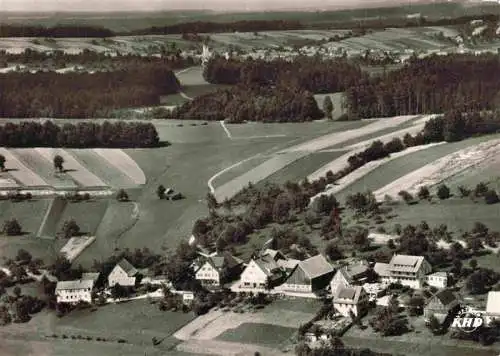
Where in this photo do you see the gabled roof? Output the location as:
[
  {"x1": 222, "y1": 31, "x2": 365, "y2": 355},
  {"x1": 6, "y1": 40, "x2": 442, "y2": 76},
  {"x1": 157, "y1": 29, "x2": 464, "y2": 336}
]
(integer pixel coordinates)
[
  {"x1": 486, "y1": 291, "x2": 500, "y2": 315},
  {"x1": 56, "y1": 279, "x2": 95, "y2": 291},
  {"x1": 428, "y1": 271, "x2": 448, "y2": 278},
  {"x1": 430, "y1": 290, "x2": 458, "y2": 307},
  {"x1": 116, "y1": 258, "x2": 138, "y2": 277},
  {"x1": 339, "y1": 261, "x2": 370, "y2": 282},
  {"x1": 373, "y1": 262, "x2": 390, "y2": 277},
  {"x1": 300, "y1": 255, "x2": 334, "y2": 279},
  {"x1": 81, "y1": 272, "x2": 100, "y2": 282},
  {"x1": 335, "y1": 286, "x2": 364, "y2": 304},
  {"x1": 253, "y1": 255, "x2": 281, "y2": 278},
  {"x1": 207, "y1": 252, "x2": 244, "y2": 271},
  {"x1": 261, "y1": 249, "x2": 285, "y2": 261},
  {"x1": 389, "y1": 254, "x2": 425, "y2": 273}
]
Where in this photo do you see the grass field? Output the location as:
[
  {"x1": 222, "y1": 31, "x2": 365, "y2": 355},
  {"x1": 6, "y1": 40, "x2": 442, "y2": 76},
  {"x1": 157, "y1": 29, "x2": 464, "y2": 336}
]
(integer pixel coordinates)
[
  {"x1": 262, "y1": 151, "x2": 347, "y2": 185},
  {"x1": 217, "y1": 323, "x2": 296, "y2": 347},
  {"x1": 55, "y1": 200, "x2": 109, "y2": 237},
  {"x1": 0, "y1": 199, "x2": 51, "y2": 236},
  {"x1": 37, "y1": 198, "x2": 68, "y2": 238}
]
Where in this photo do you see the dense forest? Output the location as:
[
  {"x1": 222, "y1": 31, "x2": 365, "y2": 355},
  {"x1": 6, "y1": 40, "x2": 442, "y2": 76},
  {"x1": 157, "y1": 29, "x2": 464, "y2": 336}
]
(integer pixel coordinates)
[
  {"x1": 203, "y1": 56, "x2": 366, "y2": 93},
  {"x1": 165, "y1": 85, "x2": 323, "y2": 123},
  {"x1": 0, "y1": 64, "x2": 180, "y2": 118},
  {"x1": 0, "y1": 121, "x2": 160, "y2": 148},
  {"x1": 0, "y1": 49, "x2": 195, "y2": 69},
  {"x1": 0, "y1": 25, "x2": 114, "y2": 38},
  {"x1": 344, "y1": 54, "x2": 500, "y2": 119}
]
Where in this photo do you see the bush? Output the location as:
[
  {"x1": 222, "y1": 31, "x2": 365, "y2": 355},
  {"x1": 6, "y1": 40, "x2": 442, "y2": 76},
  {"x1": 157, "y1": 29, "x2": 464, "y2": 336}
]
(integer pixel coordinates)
[
  {"x1": 458, "y1": 185, "x2": 471, "y2": 198},
  {"x1": 398, "y1": 190, "x2": 413, "y2": 204},
  {"x1": 484, "y1": 189, "x2": 499, "y2": 205},
  {"x1": 437, "y1": 184, "x2": 451, "y2": 200},
  {"x1": 417, "y1": 186, "x2": 430, "y2": 200},
  {"x1": 3, "y1": 219, "x2": 22, "y2": 236}
]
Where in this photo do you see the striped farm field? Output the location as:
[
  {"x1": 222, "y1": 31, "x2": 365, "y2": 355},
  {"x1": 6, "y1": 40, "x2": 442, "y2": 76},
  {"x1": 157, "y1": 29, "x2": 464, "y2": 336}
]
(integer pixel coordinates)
[
  {"x1": 10, "y1": 149, "x2": 78, "y2": 189},
  {"x1": 69, "y1": 149, "x2": 138, "y2": 188},
  {"x1": 35, "y1": 148, "x2": 107, "y2": 188},
  {"x1": 334, "y1": 134, "x2": 500, "y2": 202},
  {"x1": 93, "y1": 149, "x2": 146, "y2": 185},
  {"x1": 0, "y1": 148, "x2": 49, "y2": 187},
  {"x1": 215, "y1": 151, "x2": 309, "y2": 201}
]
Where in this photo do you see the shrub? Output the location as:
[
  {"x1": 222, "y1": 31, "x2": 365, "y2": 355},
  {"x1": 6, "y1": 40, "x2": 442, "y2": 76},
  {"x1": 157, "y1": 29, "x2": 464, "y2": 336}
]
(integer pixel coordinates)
[
  {"x1": 417, "y1": 186, "x2": 430, "y2": 200},
  {"x1": 398, "y1": 190, "x2": 413, "y2": 204},
  {"x1": 484, "y1": 189, "x2": 499, "y2": 205},
  {"x1": 458, "y1": 185, "x2": 471, "y2": 198},
  {"x1": 437, "y1": 184, "x2": 451, "y2": 200}
]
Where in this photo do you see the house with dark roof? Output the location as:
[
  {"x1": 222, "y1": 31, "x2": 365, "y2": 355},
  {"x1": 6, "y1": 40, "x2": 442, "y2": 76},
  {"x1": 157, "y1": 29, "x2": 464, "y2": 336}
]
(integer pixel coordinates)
[
  {"x1": 238, "y1": 250, "x2": 288, "y2": 290},
  {"x1": 108, "y1": 258, "x2": 139, "y2": 287},
  {"x1": 194, "y1": 251, "x2": 244, "y2": 287},
  {"x1": 330, "y1": 260, "x2": 370, "y2": 297},
  {"x1": 381, "y1": 254, "x2": 432, "y2": 289},
  {"x1": 333, "y1": 286, "x2": 369, "y2": 317},
  {"x1": 278, "y1": 255, "x2": 334, "y2": 294},
  {"x1": 424, "y1": 289, "x2": 460, "y2": 323}
]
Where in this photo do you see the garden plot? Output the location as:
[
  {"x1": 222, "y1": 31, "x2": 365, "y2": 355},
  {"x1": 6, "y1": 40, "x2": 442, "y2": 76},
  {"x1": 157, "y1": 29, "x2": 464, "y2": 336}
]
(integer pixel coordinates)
[
  {"x1": 374, "y1": 138, "x2": 500, "y2": 200},
  {"x1": 281, "y1": 115, "x2": 419, "y2": 153},
  {"x1": 60, "y1": 236, "x2": 96, "y2": 262},
  {"x1": 215, "y1": 151, "x2": 308, "y2": 201},
  {"x1": 0, "y1": 148, "x2": 49, "y2": 188},
  {"x1": 35, "y1": 148, "x2": 107, "y2": 188},
  {"x1": 310, "y1": 143, "x2": 445, "y2": 200},
  {"x1": 69, "y1": 149, "x2": 137, "y2": 188},
  {"x1": 93, "y1": 149, "x2": 146, "y2": 185},
  {"x1": 10, "y1": 149, "x2": 78, "y2": 189}
]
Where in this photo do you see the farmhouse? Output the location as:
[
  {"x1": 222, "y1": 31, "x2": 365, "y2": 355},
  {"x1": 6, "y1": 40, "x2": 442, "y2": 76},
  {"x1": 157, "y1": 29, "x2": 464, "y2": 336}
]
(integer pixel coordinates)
[
  {"x1": 378, "y1": 254, "x2": 432, "y2": 289},
  {"x1": 426, "y1": 272, "x2": 449, "y2": 289},
  {"x1": 55, "y1": 278, "x2": 96, "y2": 304},
  {"x1": 330, "y1": 260, "x2": 370, "y2": 297},
  {"x1": 194, "y1": 251, "x2": 244, "y2": 287},
  {"x1": 278, "y1": 255, "x2": 334, "y2": 294},
  {"x1": 333, "y1": 286, "x2": 369, "y2": 318},
  {"x1": 108, "y1": 258, "x2": 139, "y2": 287},
  {"x1": 238, "y1": 250, "x2": 290, "y2": 290},
  {"x1": 424, "y1": 289, "x2": 460, "y2": 323}
]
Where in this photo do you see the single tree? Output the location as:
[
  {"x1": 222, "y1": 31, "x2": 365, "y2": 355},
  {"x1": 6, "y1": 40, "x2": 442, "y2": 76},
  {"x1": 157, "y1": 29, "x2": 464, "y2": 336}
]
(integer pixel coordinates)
[
  {"x1": 324, "y1": 242, "x2": 343, "y2": 261},
  {"x1": 156, "y1": 185, "x2": 166, "y2": 199},
  {"x1": 469, "y1": 259, "x2": 478, "y2": 270},
  {"x1": 116, "y1": 189, "x2": 129, "y2": 202},
  {"x1": 0, "y1": 154, "x2": 6, "y2": 171},
  {"x1": 437, "y1": 184, "x2": 451, "y2": 200},
  {"x1": 3, "y1": 219, "x2": 22, "y2": 236},
  {"x1": 13, "y1": 286, "x2": 22, "y2": 298},
  {"x1": 60, "y1": 219, "x2": 80, "y2": 239},
  {"x1": 484, "y1": 189, "x2": 499, "y2": 205},
  {"x1": 458, "y1": 185, "x2": 471, "y2": 198},
  {"x1": 417, "y1": 186, "x2": 430, "y2": 200},
  {"x1": 206, "y1": 192, "x2": 218, "y2": 212},
  {"x1": 323, "y1": 95, "x2": 334, "y2": 119},
  {"x1": 53, "y1": 155, "x2": 64, "y2": 173}
]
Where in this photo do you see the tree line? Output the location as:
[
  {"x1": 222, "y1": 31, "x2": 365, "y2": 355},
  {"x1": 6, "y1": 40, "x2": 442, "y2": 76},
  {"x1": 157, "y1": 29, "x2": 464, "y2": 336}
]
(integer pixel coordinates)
[
  {"x1": 164, "y1": 85, "x2": 323, "y2": 123},
  {"x1": 0, "y1": 121, "x2": 161, "y2": 148},
  {"x1": 344, "y1": 54, "x2": 500, "y2": 119},
  {"x1": 0, "y1": 49, "x2": 195, "y2": 70},
  {"x1": 0, "y1": 64, "x2": 180, "y2": 118},
  {"x1": 0, "y1": 25, "x2": 114, "y2": 38},
  {"x1": 203, "y1": 56, "x2": 366, "y2": 94}
]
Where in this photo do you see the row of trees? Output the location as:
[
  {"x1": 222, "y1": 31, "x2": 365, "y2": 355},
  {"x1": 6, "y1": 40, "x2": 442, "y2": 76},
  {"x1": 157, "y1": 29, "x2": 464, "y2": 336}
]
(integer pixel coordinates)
[
  {"x1": 203, "y1": 56, "x2": 366, "y2": 94},
  {"x1": 0, "y1": 24, "x2": 114, "y2": 38},
  {"x1": 0, "y1": 121, "x2": 160, "y2": 148},
  {"x1": 165, "y1": 86, "x2": 323, "y2": 123},
  {"x1": 344, "y1": 54, "x2": 500, "y2": 119},
  {"x1": 0, "y1": 64, "x2": 180, "y2": 118}
]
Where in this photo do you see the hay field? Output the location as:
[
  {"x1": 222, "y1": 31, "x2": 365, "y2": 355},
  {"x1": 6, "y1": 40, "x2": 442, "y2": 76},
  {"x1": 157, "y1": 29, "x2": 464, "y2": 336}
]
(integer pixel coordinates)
[{"x1": 0, "y1": 148, "x2": 49, "y2": 187}]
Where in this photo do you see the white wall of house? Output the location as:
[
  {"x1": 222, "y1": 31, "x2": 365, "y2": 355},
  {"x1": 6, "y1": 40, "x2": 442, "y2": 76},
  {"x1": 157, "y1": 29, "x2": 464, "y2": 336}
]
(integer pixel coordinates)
[
  {"x1": 427, "y1": 275, "x2": 447, "y2": 289},
  {"x1": 108, "y1": 266, "x2": 136, "y2": 287},
  {"x1": 195, "y1": 261, "x2": 220, "y2": 286},
  {"x1": 279, "y1": 283, "x2": 312, "y2": 293},
  {"x1": 334, "y1": 302, "x2": 359, "y2": 317},
  {"x1": 240, "y1": 260, "x2": 268, "y2": 288},
  {"x1": 56, "y1": 288, "x2": 92, "y2": 304}
]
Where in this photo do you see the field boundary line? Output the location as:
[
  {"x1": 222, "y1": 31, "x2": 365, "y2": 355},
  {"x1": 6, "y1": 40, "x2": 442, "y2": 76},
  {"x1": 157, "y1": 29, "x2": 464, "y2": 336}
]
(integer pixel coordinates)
[
  {"x1": 219, "y1": 120, "x2": 233, "y2": 139},
  {"x1": 208, "y1": 153, "x2": 263, "y2": 194}
]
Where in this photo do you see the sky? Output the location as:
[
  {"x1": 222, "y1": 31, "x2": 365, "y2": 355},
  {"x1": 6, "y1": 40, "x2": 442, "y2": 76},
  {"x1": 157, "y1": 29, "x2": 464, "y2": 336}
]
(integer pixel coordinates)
[{"x1": 0, "y1": 0, "x2": 409, "y2": 12}]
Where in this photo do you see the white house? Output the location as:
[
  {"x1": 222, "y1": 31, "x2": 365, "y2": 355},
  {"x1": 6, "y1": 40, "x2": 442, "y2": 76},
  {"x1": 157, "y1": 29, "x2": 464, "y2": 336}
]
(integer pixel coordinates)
[
  {"x1": 486, "y1": 291, "x2": 500, "y2": 324},
  {"x1": 194, "y1": 252, "x2": 244, "y2": 287},
  {"x1": 426, "y1": 272, "x2": 448, "y2": 289},
  {"x1": 333, "y1": 286, "x2": 368, "y2": 317},
  {"x1": 330, "y1": 260, "x2": 370, "y2": 297},
  {"x1": 108, "y1": 258, "x2": 138, "y2": 287},
  {"x1": 55, "y1": 279, "x2": 96, "y2": 304},
  {"x1": 239, "y1": 250, "x2": 287, "y2": 290},
  {"x1": 376, "y1": 254, "x2": 432, "y2": 289}
]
